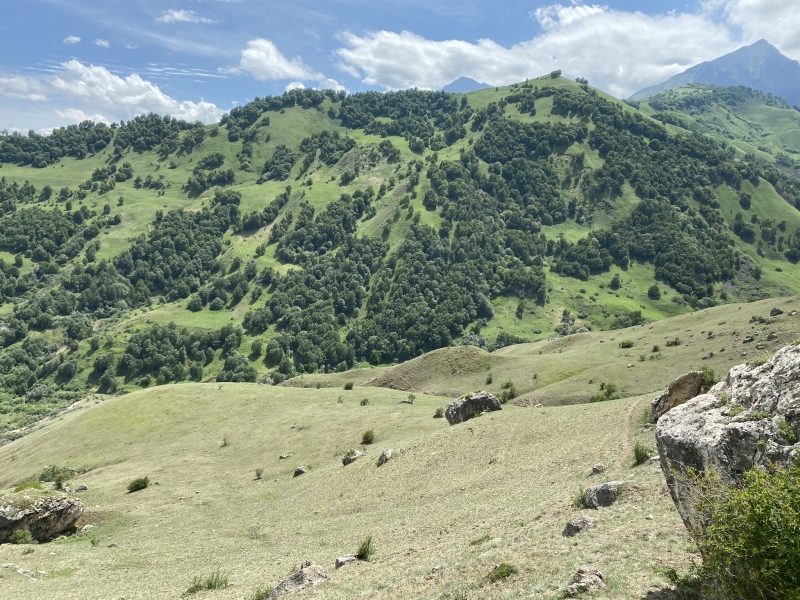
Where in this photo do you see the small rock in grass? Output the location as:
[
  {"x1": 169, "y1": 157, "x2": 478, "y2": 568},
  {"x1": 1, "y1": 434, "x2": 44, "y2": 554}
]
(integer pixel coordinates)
[
  {"x1": 75, "y1": 484, "x2": 88, "y2": 492},
  {"x1": 342, "y1": 450, "x2": 363, "y2": 466},
  {"x1": 563, "y1": 566, "x2": 606, "y2": 597},
  {"x1": 584, "y1": 481, "x2": 622, "y2": 509},
  {"x1": 378, "y1": 449, "x2": 393, "y2": 466},
  {"x1": 770, "y1": 307, "x2": 783, "y2": 316},
  {"x1": 266, "y1": 562, "x2": 327, "y2": 598},
  {"x1": 562, "y1": 517, "x2": 595, "y2": 537},
  {"x1": 335, "y1": 555, "x2": 357, "y2": 569},
  {"x1": 590, "y1": 463, "x2": 606, "y2": 475},
  {"x1": 293, "y1": 466, "x2": 308, "y2": 478},
  {"x1": 279, "y1": 452, "x2": 293, "y2": 459}
]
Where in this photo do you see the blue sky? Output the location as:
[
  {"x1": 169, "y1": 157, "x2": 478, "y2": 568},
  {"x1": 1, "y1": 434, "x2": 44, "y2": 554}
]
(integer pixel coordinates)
[{"x1": 1, "y1": 0, "x2": 798, "y2": 132}]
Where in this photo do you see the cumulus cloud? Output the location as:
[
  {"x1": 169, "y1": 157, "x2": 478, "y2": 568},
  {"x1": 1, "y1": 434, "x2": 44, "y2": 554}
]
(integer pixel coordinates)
[
  {"x1": 285, "y1": 81, "x2": 305, "y2": 92},
  {"x1": 93, "y1": 39, "x2": 110, "y2": 48},
  {"x1": 157, "y1": 9, "x2": 218, "y2": 24},
  {"x1": 335, "y1": 5, "x2": 741, "y2": 97},
  {"x1": 0, "y1": 75, "x2": 48, "y2": 102},
  {"x1": 63, "y1": 36, "x2": 81, "y2": 45},
  {"x1": 0, "y1": 61, "x2": 223, "y2": 128},
  {"x1": 236, "y1": 39, "x2": 322, "y2": 81}
]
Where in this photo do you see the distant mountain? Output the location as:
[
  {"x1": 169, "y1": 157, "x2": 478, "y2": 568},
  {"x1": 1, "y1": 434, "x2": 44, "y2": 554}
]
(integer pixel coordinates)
[
  {"x1": 631, "y1": 39, "x2": 800, "y2": 107},
  {"x1": 442, "y1": 77, "x2": 491, "y2": 93}
]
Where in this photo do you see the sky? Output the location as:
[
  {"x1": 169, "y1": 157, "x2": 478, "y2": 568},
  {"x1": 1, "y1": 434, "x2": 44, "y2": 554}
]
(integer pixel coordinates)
[{"x1": 0, "y1": 0, "x2": 799, "y2": 133}]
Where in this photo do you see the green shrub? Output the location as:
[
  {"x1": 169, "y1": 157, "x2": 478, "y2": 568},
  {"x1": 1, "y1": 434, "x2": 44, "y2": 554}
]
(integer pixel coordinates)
[
  {"x1": 127, "y1": 476, "x2": 150, "y2": 493},
  {"x1": 10, "y1": 529, "x2": 33, "y2": 544},
  {"x1": 778, "y1": 420, "x2": 797, "y2": 443},
  {"x1": 255, "y1": 468, "x2": 263, "y2": 480},
  {"x1": 433, "y1": 407, "x2": 445, "y2": 419},
  {"x1": 619, "y1": 340, "x2": 634, "y2": 348},
  {"x1": 699, "y1": 367, "x2": 717, "y2": 393},
  {"x1": 343, "y1": 381, "x2": 354, "y2": 390},
  {"x1": 747, "y1": 353, "x2": 774, "y2": 368},
  {"x1": 469, "y1": 533, "x2": 491, "y2": 546},
  {"x1": 487, "y1": 562, "x2": 518, "y2": 583},
  {"x1": 39, "y1": 465, "x2": 73, "y2": 485},
  {"x1": 360, "y1": 398, "x2": 370, "y2": 406},
  {"x1": 633, "y1": 442, "x2": 652, "y2": 465},
  {"x1": 184, "y1": 569, "x2": 230, "y2": 595},
  {"x1": 250, "y1": 587, "x2": 274, "y2": 600},
  {"x1": 14, "y1": 481, "x2": 43, "y2": 493},
  {"x1": 666, "y1": 337, "x2": 682, "y2": 347},
  {"x1": 688, "y1": 465, "x2": 800, "y2": 599},
  {"x1": 571, "y1": 488, "x2": 587, "y2": 509},
  {"x1": 361, "y1": 430, "x2": 375, "y2": 445},
  {"x1": 652, "y1": 345, "x2": 660, "y2": 352},
  {"x1": 486, "y1": 374, "x2": 493, "y2": 384},
  {"x1": 356, "y1": 535, "x2": 375, "y2": 561}
]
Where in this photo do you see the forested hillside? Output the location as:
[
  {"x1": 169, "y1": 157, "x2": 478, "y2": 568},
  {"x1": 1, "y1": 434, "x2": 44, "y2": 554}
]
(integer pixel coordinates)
[{"x1": 1, "y1": 77, "x2": 800, "y2": 439}]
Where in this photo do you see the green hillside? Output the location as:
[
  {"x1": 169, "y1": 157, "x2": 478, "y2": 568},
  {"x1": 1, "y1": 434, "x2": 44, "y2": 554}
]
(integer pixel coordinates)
[{"x1": 1, "y1": 75, "x2": 800, "y2": 439}]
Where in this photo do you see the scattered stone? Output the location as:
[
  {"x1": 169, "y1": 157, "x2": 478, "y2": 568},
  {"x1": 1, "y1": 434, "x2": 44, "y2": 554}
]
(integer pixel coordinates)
[
  {"x1": 293, "y1": 467, "x2": 308, "y2": 478},
  {"x1": 80, "y1": 524, "x2": 94, "y2": 533},
  {"x1": 342, "y1": 449, "x2": 363, "y2": 466},
  {"x1": 444, "y1": 391, "x2": 502, "y2": 425},
  {"x1": 584, "y1": 482, "x2": 622, "y2": 509},
  {"x1": 770, "y1": 307, "x2": 783, "y2": 316},
  {"x1": 650, "y1": 371, "x2": 703, "y2": 421},
  {"x1": 0, "y1": 494, "x2": 84, "y2": 544},
  {"x1": 649, "y1": 455, "x2": 660, "y2": 463},
  {"x1": 534, "y1": 403, "x2": 543, "y2": 408},
  {"x1": 790, "y1": 311, "x2": 797, "y2": 317},
  {"x1": 107, "y1": 543, "x2": 118, "y2": 548},
  {"x1": 266, "y1": 562, "x2": 327, "y2": 598},
  {"x1": 75, "y1": 484, "x2": 88, "y2": 492},
  {"x1": 641, "y1": 423, "x2": 654, "y2": 431},
  {"x1": 590, "y1": 463, "x2": 606, "y2": 475},
  {"x1": 563, "y1": 566, "x2": 606, "y2": 597},
  {"x1": 562, "y1": 517, "x2": 595, "y2": 537},
  {"x1": 279, "y1": 452, "x2": 293, "y2": 459},
  {"x1": 743, "y1": 335, "x2": 754, "y2": 343},
  {"x1": 378, "y1": 449, "x2": 393, "y2": 466},
  {"x1": 656, "y1": 344, "x2": 800, "y2": 536},
  {"x1": 335, "y1": 555, "x2": 357, "y2": 569},
  {"x1": 645, "y1": 515, "x2": 654, "y2": 520},
  {"x1": 768, "y1": 332, "x2": 778, "y2": 341}
]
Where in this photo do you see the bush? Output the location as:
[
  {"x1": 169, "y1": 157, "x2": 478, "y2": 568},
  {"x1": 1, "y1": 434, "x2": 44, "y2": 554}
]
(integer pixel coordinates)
[
  {"x1": 356, "y1": 535, "x2": 375, "y2": 561},
  {"x1": 486, "y1": 373, "x2": 493, "y2": 384},
  {"x1": 185, "y1": 569, "x2": 230, "y2": 595},
  {"x1": 647, "y1": 284, "x2": 661, "y2": 300},
  {"x1": 360, "y1": 398, "x2": 369, "y2": 406},
  {"x1": 688, "y1": 465, "x2": 800, "y2": 599},
  {"x1": 652, "y1": 345, "x2": 660, "y2": 352},
  {"x1": 571, "y1": 488, "x2": 587, "y2": 509},
  {"x1": 127, "y1": 476, "x2": 150, "y2": 493},
  {"x1": 434, "y1": 407, "x2": 444, "y2": 419},
  {"x1": 250, "y1": 587, "x2": 273, "y2": 600},
  {"x1": 39, "y1": 465, "x2": 73, "y2": 488},
  {"x1": 14, "y1": 481, "x2": 43, "y2": 493},
  {"x1": 699, "y1": 366, "x2": 717, "y2": 393},
  {"x1": 619, "y1": 340, "x2": 634, "y2": 348},
  {"x1": 633, "y1": 442, "x2": 652, "y2": 465},
  {"x1": 255, "y1": 468, "x2": 263, "y2": 480},
  {"x1": 361, "y1": 429, "x2": 375, "y2": 445},
  {"x1": 343, "y1": 381, "x2": 354, "y2": 390},
  {"x1": 10, "y1": 529, "x2": 33, "y2": 544},
  {"x1": 487, "y1": 562, "x2": 518, "y2": 583}
]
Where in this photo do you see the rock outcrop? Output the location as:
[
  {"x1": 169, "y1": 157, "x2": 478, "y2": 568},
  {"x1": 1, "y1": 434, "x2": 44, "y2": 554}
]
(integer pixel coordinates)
[
  {"x1": 293, "y1": 466, "x2": 308, "y2": 478},
  {"x1": 266, "y1": 562, "x2": 327, "y2": 598},
  {"x1": 0, "y1": 493, "x2": 84, "y2": 544},
  {"x1": 562, "y1": 517, "x2": 595, "y2": 537},
  {"x1": 651, "y1": 371, "x2": 703, "y2": 421},
  {"x1": 445, "y1": 391, "x2": 502, "y2": 425},
  {"x1": 335, "y1": 555, "x2": 357, "y2": 569},
  {"x1": 563, "y1": 566, "x2": 606, "y2": 597},
  {"x1": 584, "y1": 482, "x2": 622, "y2": 509},
  {"x1": 377, "y1": 449, "x2": 393, "y2": 466},
  {"x1": 656, "y1": 344, "x2": 800, "y2": 533},
  {"x1": 342, "y1": 449, "x2": 363, "y2": 466}
]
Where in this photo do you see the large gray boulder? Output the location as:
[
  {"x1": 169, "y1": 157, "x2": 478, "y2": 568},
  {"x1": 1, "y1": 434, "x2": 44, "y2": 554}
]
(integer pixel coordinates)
[
  {"x1": 266, "y1": 562, "x2": 327, "y2": 598},
  {"x1": 584, "y1": 482, "x2": 622, "y2": 509},
  {"x1": 651, "y1": 371, "x2": 703, "y2": 421},
  {"x1": 656, "y1": 344, "x2": 800, "y2": 533},
  {"x1": 0, "y1": 493, "x2": 85, "y2": 544},
  {"x1": 445, "y1": 391, "x2": 502, "y2": 425},
  {"x1": 563, "y1": 566, "x2": 606, "y2": 597}
]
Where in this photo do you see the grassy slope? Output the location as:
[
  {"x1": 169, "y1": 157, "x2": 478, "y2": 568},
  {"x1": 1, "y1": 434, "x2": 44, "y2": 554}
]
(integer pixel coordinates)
[{"x1": 0, "y1": 383, "x2": 689, "y2": 599}]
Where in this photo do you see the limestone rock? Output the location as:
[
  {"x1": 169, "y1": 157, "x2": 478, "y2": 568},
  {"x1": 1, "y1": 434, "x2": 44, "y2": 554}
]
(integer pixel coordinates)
[
  {"x1": 0, "y1": 493, "x2": 84, "y2": 544},
  {"x1": 377, "y1": 449, "x2": 393, "y2": 466},
  {"x1": 584, "y1": 482, "x2": 622, "y2": 509},
  {"x1": 335, "y1": 554, "x2": 357, "y2": 569},
  {"x1": 590, "y1": 463, "x2": 606, "y2": 475},
  {"x1": 279, "y1": 452, "x2": 293, "y2": 459},
  {"x1": 770, "y1": 307, "x2": 784, "y2": 316},
  {"x1": 342, "y1": 450, "x2": 363, "y2": 466},
  {"x1": 75, "y1": 484, "x2": 88, "y2": 492},
  {"x1": 293, "y1": 466, "x2": 308, "y2": 478},
  {"x1": 445, "y1": 391, "x2": 502, "y2": 425},
  {"x1": 564, "y1": 566, "x2": 606, "y2": 597},
  {"x1": 562, "y1": 517, "x2": 595, "y2": 537},
  {"x1": 656, "y1": 344, "x2": 800, "y2": 535},
  {"x1": 266, "y1": 562, "x2": 327, "y2": 598},
  {"x1": 651, "y1": 371, "x2": 703, "y2": 421}
]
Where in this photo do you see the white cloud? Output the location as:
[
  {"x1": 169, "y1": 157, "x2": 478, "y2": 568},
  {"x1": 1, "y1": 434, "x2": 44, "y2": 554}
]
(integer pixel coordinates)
[
  {"x1": 0, "y1": 75, "x2": 48, "y2": 102},
  {"x1": 336, "y1": 6, "x2": 740, "y2": 98},
  {"x1": 712, "y1": 0, "x2": 800, "y2": 60},
  {"x1": 125, "y1": 44, "x2": 138, "y2": 50},
  {"x1": 55, "y1": 108, "x2": 110, "y2": 124},
  {"x1": 285, "y1": 81, "x2": 305, "y2": 92},
  {"x1": 236, "y1": 39, "x2": 322, "y2": 81},
  {"x1": 93, "y1": 39, "x2": 110, "y2": 48},
  {"x1": 317, "y1": 77, "x2": 345, "y2": 92},
  {"x1": 63, "y1": 36, "x2": 81, "y2": 45},
  {"x1": 157, "y1": 9, "x2": 217, "y2": 24}
]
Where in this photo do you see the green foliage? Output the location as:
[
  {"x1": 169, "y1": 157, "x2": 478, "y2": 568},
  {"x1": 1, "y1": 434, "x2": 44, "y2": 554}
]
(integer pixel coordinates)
[
  {"x1": 699, "y1": 367, "x2": 718, "y2": 393},
  {"x1": 356, "y1": 535, "x2": 375, "y2": 561},
  {"x1": 184, "y1": 569, "x2": 230, "y2": 595},
  {"x1": 687, "y1": 465, "x2": 800, "y2": 599},
  {"x1": 361, "y1": 429, "x2": 375, "y2": 445},
  {"x1": 748, "y1": 353, "x2": 774, "y2": 368},
  {"x1": 39, "y1": 465, "x2": 73, "y2": 489},
  {"x1": 434, "y1": 407, "x2": 445, "y2": 419},
  {"x1": 486, "y1": 562, "x2": 518, "y2": 583},
  {"x1": 9, "y1": 529, "x2": 33, "y2": 544},
  {"x1": 127, "y1": 476, "x2": 150, "y2": 493},
  {"x1": 619, "y1": 340, "x2": 634, "y2": 349},
  {"x1": 590, "y1": 382, "x2": 620, "y2": 403},
  {"x1": 469, "y1": 533, "x2": 491, "y2": 546},
  {"x1": 571, "y1": 488, "x2": 588, "y2": 509},
  {"x1": 249, "y1": 587, "x2": 274, "y2": 600},
  {"x1": 633, "y1": 442, "x2": 652, "y2": 465},
  {"x1": 343, "y1": 381, "x2": 354, "y2": 390},
  {"x1": 255, "y1": 468, "x2": 263, "y2": 480},
  {"x1": 13, "y1": 481, "x2": 43, "y2": 493}
]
